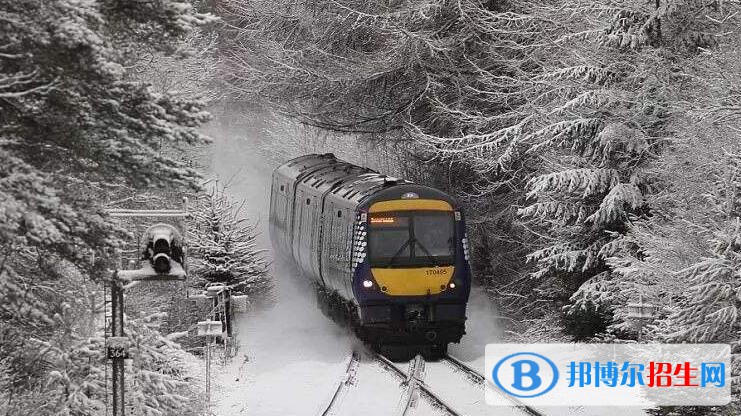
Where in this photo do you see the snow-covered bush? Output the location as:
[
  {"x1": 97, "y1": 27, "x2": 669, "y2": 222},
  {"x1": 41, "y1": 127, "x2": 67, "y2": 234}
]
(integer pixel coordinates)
[{"x1": 189, "y1": 183, "x2": 271, "y2": 300}]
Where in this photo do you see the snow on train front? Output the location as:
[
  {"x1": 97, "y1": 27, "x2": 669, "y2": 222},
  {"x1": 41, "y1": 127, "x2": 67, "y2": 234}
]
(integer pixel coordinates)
[{"x1": 269, "y1": 153, "x2": 471, "y2": 353}]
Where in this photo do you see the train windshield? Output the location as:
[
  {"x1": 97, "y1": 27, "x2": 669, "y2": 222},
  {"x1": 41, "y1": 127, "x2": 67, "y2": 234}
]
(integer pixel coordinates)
[{"x1": 368, "y1": 211, "x2": 454, "y2": 268}]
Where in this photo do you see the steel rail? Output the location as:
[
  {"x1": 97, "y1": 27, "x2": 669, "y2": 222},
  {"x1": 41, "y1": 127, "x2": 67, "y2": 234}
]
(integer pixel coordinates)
[
  {"x1": 374, "y1": 353, "x2": 463, "y2": 416},
  {"x1": 444, "y1": 355, "x2": 545, "y2": 416},
  {"x1": 318, "y1": 351, "x2": 361, "y2": 416}
]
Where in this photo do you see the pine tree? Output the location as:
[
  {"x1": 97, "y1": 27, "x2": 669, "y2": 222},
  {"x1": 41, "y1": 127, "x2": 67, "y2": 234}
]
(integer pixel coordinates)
[
  {"x1": 190, "y1": 183, "x2": 271, "y2": 299},
  {"x1": 615, "y1": 120, "x2": 741, "y2": 412},
  {"x1": 660, "y1": 223, "x2": 741, "y2": 413},
  {"x1": 0, "y1": 0, "x2": 214, "y2": 413},
  {"x1": 126, "y1": 315, "x2": 206, "y2": 416},
  {"x1": 514, "y1": 0, "x2": 738, "y2": 337}
]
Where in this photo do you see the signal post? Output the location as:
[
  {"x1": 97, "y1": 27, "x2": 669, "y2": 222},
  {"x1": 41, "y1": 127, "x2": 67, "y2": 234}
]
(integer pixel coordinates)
[
  {"x1": 105, "y1": 208, "x2": 189, "y2": 416},
  {"x1": 108, "y1": 278, "x2": 126, "y2": 416}
]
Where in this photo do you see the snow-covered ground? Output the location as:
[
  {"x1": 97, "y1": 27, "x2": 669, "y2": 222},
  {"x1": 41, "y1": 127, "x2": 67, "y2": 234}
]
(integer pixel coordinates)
[
  {"x1": 209, "y1": 261, "x2": 356, "y2": 416},
  {"x1": 201, "y1": 121, "x2": 647, "y2": 416},
  {"x1": 204, "y1": 123, "x2": 354, "y2": 415}
]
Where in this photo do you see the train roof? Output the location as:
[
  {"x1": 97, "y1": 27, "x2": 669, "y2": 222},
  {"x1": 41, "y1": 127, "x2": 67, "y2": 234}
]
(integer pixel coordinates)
[{"x1": 275, "y1": 153, "x2": 457, "y2": 209}]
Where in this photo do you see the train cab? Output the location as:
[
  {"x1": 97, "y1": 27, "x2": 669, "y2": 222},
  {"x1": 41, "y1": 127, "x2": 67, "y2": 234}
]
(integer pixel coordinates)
[{"x1": 352, "y1": 185, "x2": 470, "y2": 349}]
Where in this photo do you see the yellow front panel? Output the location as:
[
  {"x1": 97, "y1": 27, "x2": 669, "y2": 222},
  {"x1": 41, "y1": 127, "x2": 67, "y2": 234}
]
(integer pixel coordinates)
[
  {"x1": 369, "y1": 199, "x2": 453, "y2": 213},
  {"x1": 371, "y1": 267, "x2": 454, "y2": 296}
]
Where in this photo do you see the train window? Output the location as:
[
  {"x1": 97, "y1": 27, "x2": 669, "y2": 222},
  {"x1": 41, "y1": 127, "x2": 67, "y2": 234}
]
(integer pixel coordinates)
[
  {"x1": 337, "y1": 210, "x2": 342, "y2": 218},
  {"x1": 414, "y1": 215, "x2": 455, "y2": 258},
  {"x1": 280, "y1": 185, "x2": 284, "y2": 192},
  {"x1": 368, "y1": 211, "x2": 454, "y2": 267}
]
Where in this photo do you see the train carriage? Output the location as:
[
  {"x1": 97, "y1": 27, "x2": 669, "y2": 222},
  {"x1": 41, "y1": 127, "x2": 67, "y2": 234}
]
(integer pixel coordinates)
[{"x1": 269, "y1": 154, "x2": 471, "y2": 352}]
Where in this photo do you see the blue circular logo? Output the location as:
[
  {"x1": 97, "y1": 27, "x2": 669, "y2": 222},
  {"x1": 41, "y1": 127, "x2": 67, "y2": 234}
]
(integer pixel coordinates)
[{"x1": 491, "y1": 352, "x2": 559, "y2": 398}]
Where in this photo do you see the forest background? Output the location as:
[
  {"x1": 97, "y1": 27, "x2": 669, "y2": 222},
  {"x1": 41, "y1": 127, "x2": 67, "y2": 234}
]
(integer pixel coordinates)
[{"x1": 1, "y1": 0, "x2": 740, "y2": 415}]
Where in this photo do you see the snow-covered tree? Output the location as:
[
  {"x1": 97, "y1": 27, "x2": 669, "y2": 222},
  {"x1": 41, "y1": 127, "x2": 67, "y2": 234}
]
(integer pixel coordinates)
[
  {"x1": 126, "y1": 314, "x2": 206, "y2": 416},
  {"x1": 0, "y1": 0, "x2": 213, "y2": 281},
  {"x1": 131, "y1": 27, "x2": 222, "y2": 103},
  {"x1": 190, "y1": 183, "x2": 271, "y2": 299},
  {"x1": 0, "y1": 258, "x2": 205, "y2": 416},
  {"x1": 215, "y1": 0, "x2": 555, "y2": 317},
  {"x1": 659, "y1": 226, "x2": 741, "y2": 413},
  {"x1": 0, "y1": 0, "x2": 214, "y2": 413},
  {"x1": 608, "y1": 90, "x2": 741, "y2": 412},
  {"x1": 512, "y1": 1, "x2": 741, "y2": 338},
  {"x1": 216, "y1": 0, "x2": 741, "y2": 343}
]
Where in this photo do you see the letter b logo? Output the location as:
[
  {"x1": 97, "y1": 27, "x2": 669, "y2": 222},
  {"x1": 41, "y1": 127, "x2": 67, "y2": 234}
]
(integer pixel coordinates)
[
  {"x1": 491, "y1": 352, "x2": 558, "y2": 398},
  {"x1": 511, "y1": 359, "x2": 542, "y2": 391}
]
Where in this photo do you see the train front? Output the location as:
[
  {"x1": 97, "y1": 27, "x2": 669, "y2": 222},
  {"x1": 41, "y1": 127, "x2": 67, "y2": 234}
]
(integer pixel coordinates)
[{"x1": 351, "y1": 185, "x2": 471, "y2": 351}]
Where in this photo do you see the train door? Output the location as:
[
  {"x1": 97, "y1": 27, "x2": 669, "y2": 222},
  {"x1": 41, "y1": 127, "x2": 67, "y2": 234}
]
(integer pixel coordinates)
[
  {"x1": 339, "y1": 208, "x2": 353, "y2": 298},
  {"x1": 285, "y1": 179, "x2": 297, "y2": 255},
  {"x1": 312, "y1": 197, "x2": 328, "y2": 284},
  {"x1": 307, "y1": 191, "x2": 321, "y2": 278},
  {"x1": 292, "y1": 187, "x2": 305, "y2": 268},
  {"x1": 327, "y1": 205, "x2": 343, "y2": 291},
  {"x1": 297, "y1": 190, "x2": 319, "y2": 279},
  {"x1": 332, "y1": 207, "x2": 347, "y2": 293},
  {"x1": 320, "y1": 201, "x2": 335, "y2": 287},
  {"x1": 270, "y1": 178, "x2": 290, "y2": 254}
]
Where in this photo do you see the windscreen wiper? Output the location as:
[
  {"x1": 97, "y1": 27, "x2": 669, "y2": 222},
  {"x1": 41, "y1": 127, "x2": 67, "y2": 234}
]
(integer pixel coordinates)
[{"x1": 384, "y1": 237, "x2": 413, "y2": 268}]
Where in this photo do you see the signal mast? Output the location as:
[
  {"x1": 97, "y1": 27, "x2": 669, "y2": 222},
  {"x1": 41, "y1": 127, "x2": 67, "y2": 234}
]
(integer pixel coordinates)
[{"x1": 105, "y1": 205, "x2": 189, "y2": 416}]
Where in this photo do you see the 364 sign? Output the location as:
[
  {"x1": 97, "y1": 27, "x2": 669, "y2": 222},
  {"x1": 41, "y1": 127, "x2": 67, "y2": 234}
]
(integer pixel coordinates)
[{"x1": 106, "y1": 336, "x2": 130, "y2": 359}]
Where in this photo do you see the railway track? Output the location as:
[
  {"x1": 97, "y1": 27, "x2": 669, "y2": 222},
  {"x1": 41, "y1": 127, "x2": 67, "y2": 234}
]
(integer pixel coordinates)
[
  {"x1": 375, "y1": 352, "x2": 546, "y2": 416},
  {"x1": 317, "y1": 351, "x2": 361, "y2": 416},
  {"x1": 319, "y1": 349, "x2": 547, "y2": 416},
  {"x1": 441, "y1": 355, "x2": 544, "y2": 416},
  {"x1": 374, "y1": 353, "x2": 463, "y2": 416}
]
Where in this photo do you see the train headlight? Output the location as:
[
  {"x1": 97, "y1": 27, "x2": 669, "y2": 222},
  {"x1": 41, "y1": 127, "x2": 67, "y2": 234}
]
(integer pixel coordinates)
[
  {"x1": 363, "y1": 280, "x2": 374, "y2": 288},
  {"x1": 449, "y1": 282, "x2": 456, "y2": 289}
]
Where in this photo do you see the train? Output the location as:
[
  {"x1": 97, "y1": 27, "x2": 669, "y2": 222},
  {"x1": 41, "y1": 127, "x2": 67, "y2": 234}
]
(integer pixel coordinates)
[{"x1": 269, "y1": 154, "x2": 471, "y2": 355}]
